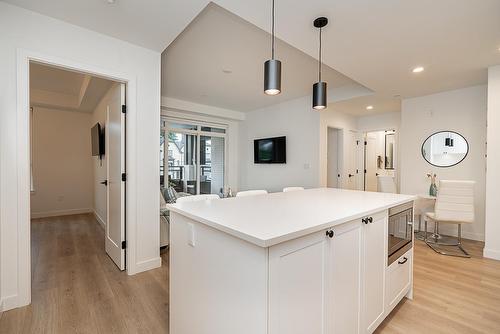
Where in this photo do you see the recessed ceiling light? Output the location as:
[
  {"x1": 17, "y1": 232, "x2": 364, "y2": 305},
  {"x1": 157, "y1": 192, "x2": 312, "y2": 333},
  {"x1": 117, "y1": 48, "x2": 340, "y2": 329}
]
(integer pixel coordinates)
[
  {"x1": 222, "y1": 69, "x2": 232, "y2": 74},
  {"x1": 366, "y1": 105, "x2": 374, "y2": 110},
  {"x1": 106, "y1": 0, "x2": 116, "y2": 3},
  {"x1": 412, "y1": 66, "x2": 424, "y2": 73}
]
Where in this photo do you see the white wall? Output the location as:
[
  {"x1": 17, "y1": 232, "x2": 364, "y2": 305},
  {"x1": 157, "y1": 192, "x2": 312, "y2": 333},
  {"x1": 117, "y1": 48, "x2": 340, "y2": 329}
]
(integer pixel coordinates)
[
  {"x1": 356, "y1": 112, "x2": 400, "y2": 132},
  {"x1": 239, "y1": 96, "x2": 321, "y2": 192},
  {"x1": 484, "y1": 66, "x2": 500, "y2": 260},
  {"x1": 0, "y1": 2, "x2": 160, "y2": 310},
  {"x1": 400, "y1": 85, "x2": 487, "y2": 241},
  {"x1": 30, "y1": 107, "x2": 93, "y2": 218}
]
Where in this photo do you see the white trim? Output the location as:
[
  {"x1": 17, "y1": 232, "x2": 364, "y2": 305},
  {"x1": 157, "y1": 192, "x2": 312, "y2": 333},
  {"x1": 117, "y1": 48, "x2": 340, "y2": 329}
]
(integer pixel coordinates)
[
  {"x1": 94, "y1": 210, "x2": 106, "y2": 229},
  {"x1": 31, "y1": 208, "x2": 93, "y2": 219},
  {"x1": 131, "y1": 257, "x2": 163, "y2": 274},
  {"x1": 13, "y1": 48, "x2": 145, "y2": 311},
  {"x1": 483, "y1": 248, "x2": 500, "y2": 261},
  {"x1": 0, "y1": 294, "x2": 19, "y2": 312}
]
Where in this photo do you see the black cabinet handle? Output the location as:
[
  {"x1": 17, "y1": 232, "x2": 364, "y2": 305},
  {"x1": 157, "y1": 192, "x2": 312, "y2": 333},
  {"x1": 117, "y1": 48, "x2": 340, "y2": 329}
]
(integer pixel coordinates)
[
  {"x1": 326, "y1": 230, "x2": 334, "y2": 238},
  {"x1": 368, "y1": 217, "x2": 373, "y2": 223},
  {"x1": 100, "y1": 180, "x2": 108, "y2": 186},
  {"x1": 362, "y1": 218, "x2": 368, "y2": 224},
  {"x1": 398, "y1": 257, "x2": 408, "y2": 265}
]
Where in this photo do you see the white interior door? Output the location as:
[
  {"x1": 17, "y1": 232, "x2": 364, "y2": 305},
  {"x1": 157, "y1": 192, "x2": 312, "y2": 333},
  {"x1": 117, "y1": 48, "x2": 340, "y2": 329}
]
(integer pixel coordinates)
[
  {"x1": 106, "y1": 83, "x2": 126, "y2": 270},
  {"x1": 365, "y1": 134, "x2": 378, "y2": 192},
  {"x1": 346, "y1": 130, "x2": 359, "y2": 190},
  {"x1": 327, "y1": 128, "x2": 341, "y2": 188}
]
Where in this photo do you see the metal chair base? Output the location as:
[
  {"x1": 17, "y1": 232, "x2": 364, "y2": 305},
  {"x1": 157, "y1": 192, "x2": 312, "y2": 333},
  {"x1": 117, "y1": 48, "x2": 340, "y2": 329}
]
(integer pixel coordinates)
[{"x1": 424, "y1": 220, "x2": 471, "y2": 258}]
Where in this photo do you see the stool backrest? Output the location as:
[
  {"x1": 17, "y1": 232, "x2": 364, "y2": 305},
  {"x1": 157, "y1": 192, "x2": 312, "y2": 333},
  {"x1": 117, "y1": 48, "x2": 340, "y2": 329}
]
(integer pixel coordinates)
[
  {"x1": 236, "y1": 190, "x2": 268, "y2": 197},
  {"x1": 435, "y1": 180, "x2": 475, "y2": 223},
  {"x1": 283, "y1": 187, "x2": 304, "y2": 192}
]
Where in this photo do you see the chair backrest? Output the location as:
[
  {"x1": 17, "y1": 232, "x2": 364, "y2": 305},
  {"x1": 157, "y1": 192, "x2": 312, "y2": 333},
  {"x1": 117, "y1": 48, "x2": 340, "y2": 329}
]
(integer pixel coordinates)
[
  {"x1": 236, "y1": 190, "x2": 268, "y2": 197},
  {"x1": 176, "y1": 194, "x2": 221, "y2": 203},
  {"x1": 283, "y1": 187, "x2": 304, "y2": 192},
  {"x1": 377, "y1": 176, "x2": 397, "y2": 193},
  {"x1": 435, "y1": 180, "x2": 475, "y2": 223}
]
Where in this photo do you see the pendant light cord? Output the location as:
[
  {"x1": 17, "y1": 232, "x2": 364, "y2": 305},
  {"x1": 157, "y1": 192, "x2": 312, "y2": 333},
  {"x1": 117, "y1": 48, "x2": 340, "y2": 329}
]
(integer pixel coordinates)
[
  {"x1": 318, "y1": 27, "x2": 322, "y2": 82},
  {"x1": 271, "y1": 0, "x2": 275, "y2": 60}
]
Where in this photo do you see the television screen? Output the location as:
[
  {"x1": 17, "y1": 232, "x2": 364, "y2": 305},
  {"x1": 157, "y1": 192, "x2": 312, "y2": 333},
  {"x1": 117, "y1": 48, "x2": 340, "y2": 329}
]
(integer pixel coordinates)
[
  {"x1": 91, "y1": 123, "x2": 104, "y2": 157},
  {"x1": 254, "y1": 136, "x2": 286, "y2": 163}
]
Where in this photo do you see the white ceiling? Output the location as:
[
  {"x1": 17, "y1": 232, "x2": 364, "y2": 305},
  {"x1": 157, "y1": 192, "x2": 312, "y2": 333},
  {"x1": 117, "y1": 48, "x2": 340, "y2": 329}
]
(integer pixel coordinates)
[
  {"x1": 162, "y1": 3, "x2": 369, "y2": 112},
  {"x1": 7, "y1": 0, "x2": 500, "y2": 115},
  {"x1": 30, "y1": 62, "x2": 113, "y2": 113}
]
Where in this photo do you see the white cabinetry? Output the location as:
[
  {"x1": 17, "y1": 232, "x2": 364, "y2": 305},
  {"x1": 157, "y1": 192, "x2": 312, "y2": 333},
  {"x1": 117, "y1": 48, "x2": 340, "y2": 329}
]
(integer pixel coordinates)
[
  {"x1": 268, "y1": 211, "x2": 390, "y2": 334},
  {"x1": 269, "y1": 231, "x2": 330, "y2": 334},
  {"x1": 362, "y1": 212, "x2": 388, "y2": 333}
]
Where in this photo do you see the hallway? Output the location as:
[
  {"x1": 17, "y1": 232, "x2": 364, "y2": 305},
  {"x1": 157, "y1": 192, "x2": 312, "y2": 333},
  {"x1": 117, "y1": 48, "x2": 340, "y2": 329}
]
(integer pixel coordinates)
[{"x1": 0, "y1": 214, "x2": 168, "y2": 333}]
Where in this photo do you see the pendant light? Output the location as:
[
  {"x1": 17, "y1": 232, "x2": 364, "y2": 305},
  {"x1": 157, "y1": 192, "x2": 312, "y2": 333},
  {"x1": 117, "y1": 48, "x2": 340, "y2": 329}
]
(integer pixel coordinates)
[
  {"x1": 313, "y1": 17, "x2": 328, "y2": 110},
  {"x1": 264, "y1": 0, "x2": 281, "y2": 95}
]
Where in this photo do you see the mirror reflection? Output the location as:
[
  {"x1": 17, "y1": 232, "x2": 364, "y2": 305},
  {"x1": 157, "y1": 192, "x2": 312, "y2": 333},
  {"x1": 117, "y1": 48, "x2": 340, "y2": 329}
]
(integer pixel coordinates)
[
  {"x1": 422, "y1": 131, "x2": 468, "y2": 167},
  {"x1": 385, "y1": 133, "x2": 396, "y2": 169}
]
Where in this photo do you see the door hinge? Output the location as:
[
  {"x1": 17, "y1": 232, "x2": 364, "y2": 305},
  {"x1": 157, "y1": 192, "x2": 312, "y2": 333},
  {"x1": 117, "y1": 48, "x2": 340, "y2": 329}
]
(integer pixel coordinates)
[
  {"x1": 121, "y1": 173, "x2": 126, "y2": 182},
  {"x1": 364, "y1": 141, "x2": 367, "y2": 145},
  {"x1": 121, "y1": 241, "x2": 126, "y2": 249},
  {"x1": 364, "y1": 169, "x2": 367, "y2": 174},
  {"x1": 356, "y1": 169, "x2": 359, "y2": 174},
  {"x1": 121, "y1": 105, "x2": 126, "y2": 114},
  {"x1": 356, "y1": 140, "x2": 360, "y2": 145}
]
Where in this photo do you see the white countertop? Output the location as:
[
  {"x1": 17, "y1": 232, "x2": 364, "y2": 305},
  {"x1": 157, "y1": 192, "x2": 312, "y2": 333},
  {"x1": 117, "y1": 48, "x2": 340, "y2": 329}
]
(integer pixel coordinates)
[{"x1": 168, "y1": 188, "x2": 415, "y2": 247}]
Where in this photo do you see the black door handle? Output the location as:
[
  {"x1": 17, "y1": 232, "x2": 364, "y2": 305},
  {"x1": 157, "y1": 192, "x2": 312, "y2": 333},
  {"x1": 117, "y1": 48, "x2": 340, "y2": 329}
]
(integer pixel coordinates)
[
  {"x1": 362, "y1": 218, "x2": 368, "y2": 224},
  {"x1": 325, "y1": 230, "x2": 334, "y2": 238},
  {"x1": 368, "y1": 217, "x2": 373, "y2": 223},
  {"x1": 398, "y1": 257, "x2": 408, "y2": 265},
  {"x1": 100, "y1": 180, "x2": 108, "y2": 186},
  {"x1": 348, "y1": 174, "x2": 354, "y2": 178}
]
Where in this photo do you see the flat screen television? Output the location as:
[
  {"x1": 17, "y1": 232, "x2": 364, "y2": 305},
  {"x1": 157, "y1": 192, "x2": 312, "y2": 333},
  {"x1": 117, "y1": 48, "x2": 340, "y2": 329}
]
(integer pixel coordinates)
[
  {"x1": 91, "y1": 123, "x2": 104, "y2": 157},
  {"x1": 254, "y1": 136, "x2": 286, "y2": 164}
]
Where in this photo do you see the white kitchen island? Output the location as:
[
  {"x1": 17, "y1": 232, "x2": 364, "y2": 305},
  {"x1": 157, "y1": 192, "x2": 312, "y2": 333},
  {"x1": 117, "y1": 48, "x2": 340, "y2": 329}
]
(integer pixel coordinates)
[{"x1": 168, "y1": 188, "x2": 415, "y2": 334}]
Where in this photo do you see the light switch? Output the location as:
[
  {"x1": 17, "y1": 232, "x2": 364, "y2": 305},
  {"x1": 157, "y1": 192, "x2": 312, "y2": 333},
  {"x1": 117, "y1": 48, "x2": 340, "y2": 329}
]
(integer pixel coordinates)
[{"x1": 188, "y1": 223, "x2": 196, "y2": 247}]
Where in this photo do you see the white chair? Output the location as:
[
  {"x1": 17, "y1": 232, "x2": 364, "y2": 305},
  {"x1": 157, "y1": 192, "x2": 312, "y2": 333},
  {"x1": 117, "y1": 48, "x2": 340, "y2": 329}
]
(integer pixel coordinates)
[
  {"x1": 424, "y1": 180, "x2": 475, "y2": 257},
  {"x1": 176, "y1": 194, "x2": 221, "y2": 203},
  {"x1": 236, "y1": 190, "x2": 268, "y2": 197},
  {"x1": 377, "y1": 175, "x2": 397, "y2": 193},
  {"x1": 283, "y1": 187, "x2": 304, "y2": 192}
]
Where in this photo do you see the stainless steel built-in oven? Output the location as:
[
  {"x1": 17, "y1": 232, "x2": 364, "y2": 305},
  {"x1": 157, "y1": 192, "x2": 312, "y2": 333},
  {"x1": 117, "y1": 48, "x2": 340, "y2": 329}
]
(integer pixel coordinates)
[{"x1": 388, "y1": 202, "x2": 413, "y2": 265}]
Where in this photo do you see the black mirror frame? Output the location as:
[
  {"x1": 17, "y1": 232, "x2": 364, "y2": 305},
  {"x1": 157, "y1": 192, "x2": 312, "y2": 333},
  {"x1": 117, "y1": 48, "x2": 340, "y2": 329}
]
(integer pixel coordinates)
[
  {"x1": 421, "y1": 130, "x2": 469, "y2": 168},
  {"x1": 384, "y1": 132, "x2": 396, "y2": 170}
]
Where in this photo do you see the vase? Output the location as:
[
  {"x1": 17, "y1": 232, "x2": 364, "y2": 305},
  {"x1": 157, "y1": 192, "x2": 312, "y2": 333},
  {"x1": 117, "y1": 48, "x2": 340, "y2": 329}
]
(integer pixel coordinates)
[{"x1": 429, "y1": 182, "x2": 438, "y2": 197}]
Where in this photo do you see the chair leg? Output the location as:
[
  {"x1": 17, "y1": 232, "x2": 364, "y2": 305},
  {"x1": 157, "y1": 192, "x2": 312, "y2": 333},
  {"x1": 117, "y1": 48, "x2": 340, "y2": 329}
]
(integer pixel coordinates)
[{"x1": 425, "y1": 223, "x2": 471, "y2": 258}]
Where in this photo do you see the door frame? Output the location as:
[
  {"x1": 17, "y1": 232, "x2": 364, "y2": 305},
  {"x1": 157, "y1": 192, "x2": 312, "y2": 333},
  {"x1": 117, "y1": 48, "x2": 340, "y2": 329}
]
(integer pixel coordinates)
[
  {"x1": 326, "y1": 127, "x2": 343, "y2": 188},
  {"x1": 16, "y1": 49, "x2": 138, "y2": 307}
]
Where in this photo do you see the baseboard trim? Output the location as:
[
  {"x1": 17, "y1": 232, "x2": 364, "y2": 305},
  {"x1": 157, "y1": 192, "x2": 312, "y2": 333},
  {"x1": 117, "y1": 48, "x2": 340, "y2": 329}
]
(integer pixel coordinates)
[
  {"x1": 0, "y1": 294, "x2": 26, "y2": 312},
  {"x1": 483, "y1": 248, "x2": 500, "y2": 261},
  {"x1": 93, "y1": 210, "x2": 106, "y2": 229},
  {"x1": 129, "y1": 257, "x2": 162, "y2": 275},
  {"x1": 31, "y1": 208, "x2": 93, "y2": 219}
]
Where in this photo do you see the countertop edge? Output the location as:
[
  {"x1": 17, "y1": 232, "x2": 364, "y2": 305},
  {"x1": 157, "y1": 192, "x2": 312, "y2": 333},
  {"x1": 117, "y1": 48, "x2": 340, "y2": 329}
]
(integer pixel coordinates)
[{"x1": 168, "y1": 195, "x2": 416, "y2": 248}]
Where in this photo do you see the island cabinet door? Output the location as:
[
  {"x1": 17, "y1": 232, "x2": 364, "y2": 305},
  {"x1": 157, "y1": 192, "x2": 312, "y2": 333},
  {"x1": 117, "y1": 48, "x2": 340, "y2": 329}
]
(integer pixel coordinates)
[
  {"x1": 268, "y1": 230, "x2": 330, "y2": 334},
  {"x1": 361, "y1": 212, "x2": 388, "y2": 334},
  {"x1": 329, "y1": 219, "x2": 363, "y2": 334}
]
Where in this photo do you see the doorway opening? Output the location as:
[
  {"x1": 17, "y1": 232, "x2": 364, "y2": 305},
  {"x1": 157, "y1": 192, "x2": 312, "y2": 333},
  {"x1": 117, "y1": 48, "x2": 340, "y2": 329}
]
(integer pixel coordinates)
[
  {"x1": 29, "y1": 61, "x2": 128, "y2": 287},
  {"x1": 363, "y1": 130, "x2": 397, "y2": 192},
  {"x1": 327, "y1": 127, "x2": 343, "y2": 188}
]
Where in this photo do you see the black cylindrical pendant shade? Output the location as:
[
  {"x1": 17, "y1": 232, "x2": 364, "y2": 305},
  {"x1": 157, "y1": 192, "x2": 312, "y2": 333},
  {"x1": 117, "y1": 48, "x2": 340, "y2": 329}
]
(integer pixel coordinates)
[
  {"x1": 264, "y1": 59, "x2": 281, "y2": 95},
  {"x1": 313, "y1": 81, "x2": 327, "y2": 109}
]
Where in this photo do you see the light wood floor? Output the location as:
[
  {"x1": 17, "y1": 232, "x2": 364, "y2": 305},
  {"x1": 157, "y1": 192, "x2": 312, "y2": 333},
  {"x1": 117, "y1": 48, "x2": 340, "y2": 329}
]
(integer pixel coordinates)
[
  {"x1": 0, "y1": 214, "x2": 169, "y2": 334},
  {"x1": 1, "y1": 215, "x2": 500, "y2": 333}
]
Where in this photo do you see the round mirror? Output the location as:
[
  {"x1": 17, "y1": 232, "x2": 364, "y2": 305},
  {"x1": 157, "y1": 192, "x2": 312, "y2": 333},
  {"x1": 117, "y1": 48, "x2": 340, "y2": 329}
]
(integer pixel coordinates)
[{"x1": 421, "y1": 131, "x2": 468, "y2": 167}]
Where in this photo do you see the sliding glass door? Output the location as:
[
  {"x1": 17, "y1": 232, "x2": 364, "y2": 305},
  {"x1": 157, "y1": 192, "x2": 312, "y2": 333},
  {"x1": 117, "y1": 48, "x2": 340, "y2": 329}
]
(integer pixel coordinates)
[{"x1": 161, "y1": 119, "x2": 226, "y2": 197}]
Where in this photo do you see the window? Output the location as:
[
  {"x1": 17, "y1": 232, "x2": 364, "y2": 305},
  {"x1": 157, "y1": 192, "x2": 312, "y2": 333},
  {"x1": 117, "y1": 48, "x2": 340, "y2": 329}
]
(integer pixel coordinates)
[{"x1": 160, "y1": 118, "x2": 227, "y2": 197}]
